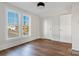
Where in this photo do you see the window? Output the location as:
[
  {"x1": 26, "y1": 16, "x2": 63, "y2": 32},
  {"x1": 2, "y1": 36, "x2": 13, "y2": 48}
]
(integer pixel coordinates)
[
  {"x1": 7, "y1": 9, "x2": 31, "y2": 39},
  {"x1": 22, "y1": 16, "x2": 29, "y2": 36},
  {"x1": 8, "y1": 11, "x2": 19, "y2": 38}
]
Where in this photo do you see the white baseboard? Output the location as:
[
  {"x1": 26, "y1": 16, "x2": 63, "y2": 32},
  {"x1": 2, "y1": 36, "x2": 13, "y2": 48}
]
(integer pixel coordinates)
[
  {"x1": 0, "y1": 37, "x2": 39, "y2": 51},
  {"x1": 72, "y1": 50, "x2": 79, "y2": 55}
]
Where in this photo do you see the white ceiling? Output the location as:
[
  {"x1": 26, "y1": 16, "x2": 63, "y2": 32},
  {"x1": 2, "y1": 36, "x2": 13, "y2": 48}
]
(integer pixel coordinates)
[{"x1": 9, "y1": 2, "x2": 72, "y2": 18}]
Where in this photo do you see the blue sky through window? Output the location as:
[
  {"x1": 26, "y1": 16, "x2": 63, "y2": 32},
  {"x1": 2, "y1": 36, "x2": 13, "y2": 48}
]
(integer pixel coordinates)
[
  {"x1": 8, "y1": 11, "x2": 29, "y2": 26},
  {"x1": 23, "y1": 16, "x2": 29, "y2": 25},
  {"x1": 8, "y1": 11, "x2": 19, "y2": 26}
]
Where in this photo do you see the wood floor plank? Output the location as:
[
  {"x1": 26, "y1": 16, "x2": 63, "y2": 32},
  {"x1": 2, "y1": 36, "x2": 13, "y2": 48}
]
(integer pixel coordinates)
[{"x1": 0, "y1": 39, "x2": 72, "y2": 56}]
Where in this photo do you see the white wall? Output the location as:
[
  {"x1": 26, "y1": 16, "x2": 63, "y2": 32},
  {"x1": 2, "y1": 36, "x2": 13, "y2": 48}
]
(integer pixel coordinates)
[
  {"x1": 72, "y1": 3, "x2": 79, "y2": 51},
  {"x1": 60, "y1": 14, "x2": 72, "y2": 43},
  {"x1": 0, "y1": 3, "x2": 41, "y2": 51},
  {"x1": 42, "y1": 16, "x2": 60, "y2": 41}
]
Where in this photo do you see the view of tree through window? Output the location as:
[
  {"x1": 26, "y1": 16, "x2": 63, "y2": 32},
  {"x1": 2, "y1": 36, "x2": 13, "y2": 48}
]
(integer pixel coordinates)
[
  {"x1": 8, "y1": 10, "x2": 30, "y2": 39},
  {"x1": 22, "y1": 16, "x2": 29, "y2": 35},
  {"x1": 8, "y1": 11, "x2": 19, "y2": 38}
]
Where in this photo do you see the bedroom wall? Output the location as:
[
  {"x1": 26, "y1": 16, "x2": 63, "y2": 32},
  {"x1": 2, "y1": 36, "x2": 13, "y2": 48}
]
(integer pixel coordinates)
[
  {"x1": 0, "y1": 3, "x2": 41, "y2": 50},
  {"x1": 42, "y1": 16, "x2": 60, "y2": 41},
  {"x1": 72, "y1": 3, "x2": 79, "y2": 51}
]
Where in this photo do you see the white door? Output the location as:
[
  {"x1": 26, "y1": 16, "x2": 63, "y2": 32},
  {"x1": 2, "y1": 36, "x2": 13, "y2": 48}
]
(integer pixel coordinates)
[{"x1": 60, "y1": 14, "x2": 71, "y2": 43}]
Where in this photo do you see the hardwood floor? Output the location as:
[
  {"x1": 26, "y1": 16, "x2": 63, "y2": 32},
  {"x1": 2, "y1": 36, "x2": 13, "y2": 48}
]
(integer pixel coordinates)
[{"x1": 0, "y1": 39, "x2": 72, "y2": 56}]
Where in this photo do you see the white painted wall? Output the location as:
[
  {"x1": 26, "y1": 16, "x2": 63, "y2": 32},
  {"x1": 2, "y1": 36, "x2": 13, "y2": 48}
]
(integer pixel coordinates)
[
  {"x1": 60, "y1": 14, "x2": 72, "y2": 43},
  {"x1": 72, "y1": 3, "x2": 79, "y2": 51},
  {"x1": 0, "y1": 3, "x2": 41, "y2": 51},
  {"x1": 42, "y1": 16, "x2": 60, "y2": 41}
]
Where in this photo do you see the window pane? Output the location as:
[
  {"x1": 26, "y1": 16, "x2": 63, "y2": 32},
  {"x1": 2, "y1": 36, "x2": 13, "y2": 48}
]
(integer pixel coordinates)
[
  {"x1": 8, "y1": 11, "x2": 19, "y2": 38},
  {"x1": 23, "y1": 16, "x2": 29, "y2": 35}
]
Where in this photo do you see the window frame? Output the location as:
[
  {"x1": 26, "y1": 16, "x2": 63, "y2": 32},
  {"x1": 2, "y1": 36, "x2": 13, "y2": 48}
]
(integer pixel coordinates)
[
  {"x1": 6, "y1": 8, "x2": 31, "y2": 40},
  {"x1": 21, "y1": 14, "x2": 31, "y2": 38}
]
